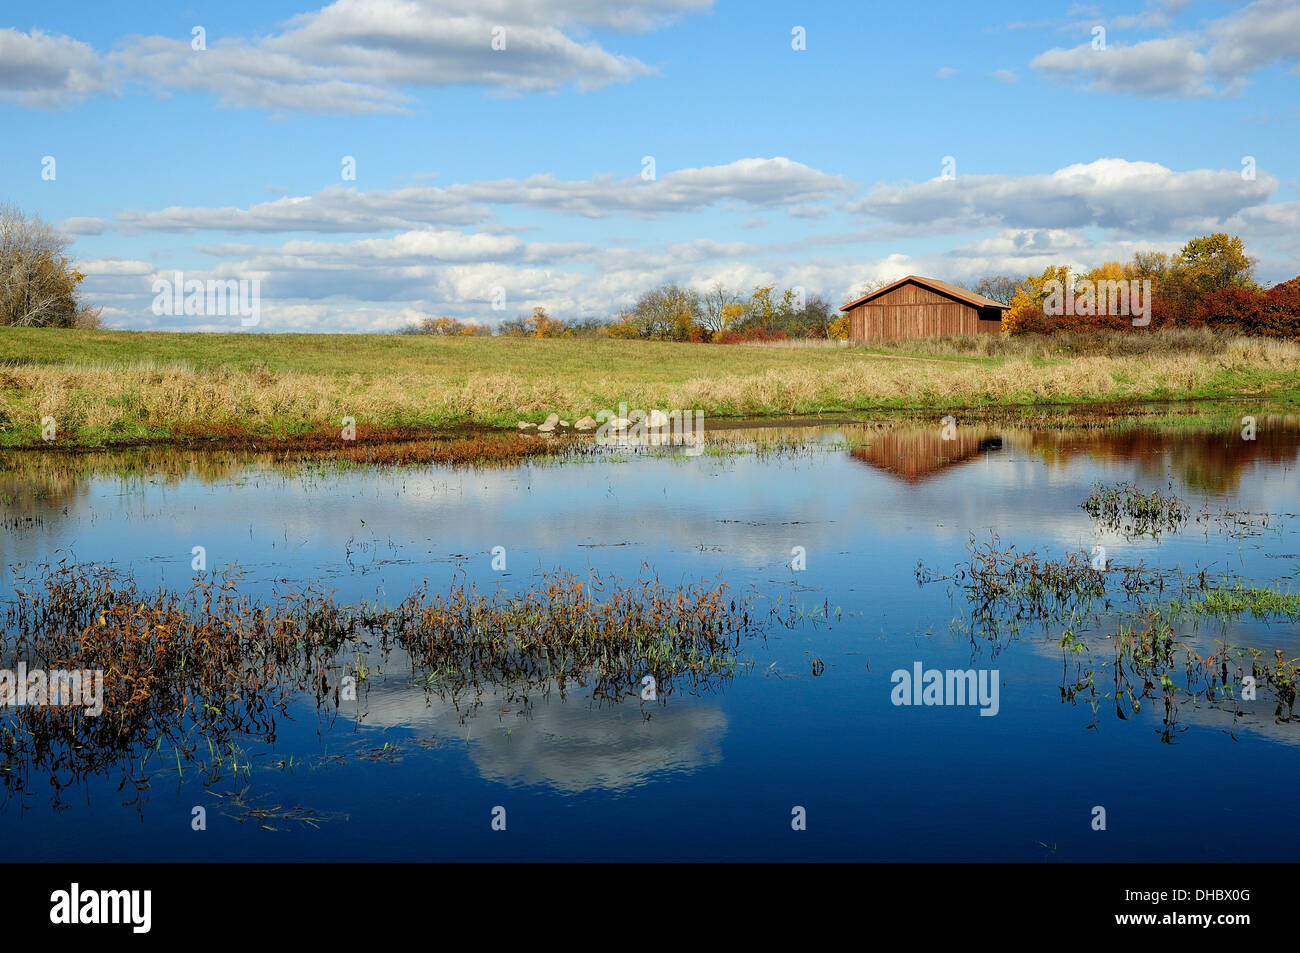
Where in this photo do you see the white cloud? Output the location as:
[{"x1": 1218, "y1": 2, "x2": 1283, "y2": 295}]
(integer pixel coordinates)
[
  {"x1": 453, "y1": 158, "x2": 851, "y2": 218},
  {"x1": 4, "y1": 1, "x2": 713, "y2": 113},
  {"x1": 1109, "y1": 0, "x2": 1191, "y2": 30},
  {"x1": 1205, "y1": 0, "x2": 1300, "y2": 79},
  {"x1": 59, "y1": 217, "x2": 108, "y2": 236},
  {"x1": 1032, "y1": 0, "x2": 1300, "y2": 98},
  {"x1": 787, "y1": 204, "x2": 831, "y2": 220},
  {"x1": 80, "y1": 258, "x2": 156, "y2": 276},
  {"x1": 104, "y1": 158, "x2": 849, "y2": 234},
  {"x1": 1032, "y1": 37, "x2": 1210, "y2": 97},
  {"x1": 116, "y1": 185, "x2": 490, "y2": 234},
  {"x1": 108, "y1": 0, "x2": 709, "y2": 114},
  {"x1": 847, "y1": 158, "x2": 1275, "y2": 235},
  {"x1": 0, "y1": 28, "x2": 106, "y2": 107}
]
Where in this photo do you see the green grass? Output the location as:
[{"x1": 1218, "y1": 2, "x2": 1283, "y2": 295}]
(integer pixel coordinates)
[
  {"x1": 2, "y1": 327, "x2": 1299, "y2": 447},
  {"x1": 1186, "y1": 584, "x2": 1300, "y2": 622}
]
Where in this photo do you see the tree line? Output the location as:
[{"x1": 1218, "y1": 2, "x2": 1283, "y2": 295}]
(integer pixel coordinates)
[
  {"x1": 401, "y1": 283, "x2": 848, "y2": 341},
  {"x1": 987, "y1": 234, "x2": 1298, "y2": 338},
  {"x1": 406, "y1": 233, "x2": 1296, "y2": 343}
]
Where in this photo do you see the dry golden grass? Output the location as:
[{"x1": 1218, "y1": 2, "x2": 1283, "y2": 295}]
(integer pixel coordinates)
[{"x1": 2, "y1": 329, "x2": 1298, "y2": 446}]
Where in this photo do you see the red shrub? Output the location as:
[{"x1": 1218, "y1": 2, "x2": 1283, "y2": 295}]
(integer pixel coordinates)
[
  {"x1": 713, "y1": 327, "x2": 790, "y2": 344},
  {"x1": 1182, "y1": 278, "x2": 1300, "y2": 338}
]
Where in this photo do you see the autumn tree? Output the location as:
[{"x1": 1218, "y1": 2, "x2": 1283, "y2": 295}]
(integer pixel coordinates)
[
  {"x1": 618, "y1": 283, "x2": 701, "y2": 340},
  {"x1": 1175, "y1": 233, "x2": 1255, "y2": 293},
  {"x1": 0, "y1": 203, "x2": 101, "y2": 328},
  {"x1": 525, "y1": 306, "x2": 566, "y2": 338},
  {"x1": 398, "y1": 315, "x2": 486, "y2": 335}
]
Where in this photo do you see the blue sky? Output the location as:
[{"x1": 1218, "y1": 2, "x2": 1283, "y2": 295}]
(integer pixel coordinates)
[{"x1": 3, "y1": 0, "x2": 1298, "y2": 331}]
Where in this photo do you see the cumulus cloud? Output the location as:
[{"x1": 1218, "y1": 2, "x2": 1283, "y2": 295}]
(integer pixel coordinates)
[
  {"x1": 116, "y1": 185, "x2": 490, "y2": 234},
  {"x1": 59, "y1": 217, "x2": 108, "y2": 237},
  {"x1": 787, "y1": 204, "x2": 831, "y2": 220},
  {"x1": 0, "y1": 28, "x2": 106, "y2": 107},
  {"x1": 1032, "y1": 37, "x2": 1210, "y2": 97},
  {"x1": 847, "y1": 158, "x2": 1276, "y2": 235},
  {"x1": 451, "y1": 158, "x2": 852, "y2": 218},
  {"x1": 1108, "y1": 0, "x2": 1192, "y2": 30},
  {"x1": 4, "y1": 0, "x2": 712, "y2": 113},
  {"x1": 112, "y1": 0, "x2": 710, "y2": 113},
  {"x1": 104, "y1": 158, "x2": 849, "y2": 234},
  {"x1": 1205, "y1": 0, "x2": 1300, "y2": 79},
  {"x1": 1032, "y1": 0, "x2": 1300, "y2": 98}
]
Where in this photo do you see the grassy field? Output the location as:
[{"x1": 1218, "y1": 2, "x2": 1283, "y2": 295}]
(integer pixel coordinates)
[{"x1": 2, "y1": 327, "x2": 1298, "y2": 447}]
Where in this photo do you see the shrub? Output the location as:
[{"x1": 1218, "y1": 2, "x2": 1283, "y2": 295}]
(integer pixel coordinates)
[{"x1": 1189, "y1": 278, "x2": 1300, "y2": 338}]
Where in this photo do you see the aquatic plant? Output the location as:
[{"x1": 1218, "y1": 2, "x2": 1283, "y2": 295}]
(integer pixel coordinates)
[
  {"x1": 948, "y1": 533, "x2": 1161, "y2": 628},
  {"x1": 1186, "y1": 583, "x2": 1300, "y2": 622},
  {"x1": 1054, "y1": 609, "x2": 1300, "y2": 739},
  {"x1": 1081, "y1": 481, "x2": 1190, "y2": 537},
  {"x1": 0, "y1": 560, "x2": 764, "y2": 809},
  {"x1": 367, "y1": 568, "x2": 757, "y2": 702}
]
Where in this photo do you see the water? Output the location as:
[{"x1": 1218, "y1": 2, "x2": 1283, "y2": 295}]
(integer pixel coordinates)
[{"x1": 2, "y1": 416, "x2": 1298, "y2": 860}]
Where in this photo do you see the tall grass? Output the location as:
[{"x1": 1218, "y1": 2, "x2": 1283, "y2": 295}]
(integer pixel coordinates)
[{"x1": 3, "y1": 327, "x2": 1298, "y2": 446}]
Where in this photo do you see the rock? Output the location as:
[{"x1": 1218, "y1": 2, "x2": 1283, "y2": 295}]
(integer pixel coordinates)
[
  {"x1": 517, "y1": 421, "x2": 537, "y2": 431},
  {"x1": 541, "y1": 413, "x2": 560, "y2": 428},
  {"x1": 559, "y1": 420, "x2": 570, "y2": 428},
  {"x1": 647, "y1": 409, "x2": 670, "y2": 428},
  {"x1": 574, "y1": 416, "x2": 597, "y2": 431}
]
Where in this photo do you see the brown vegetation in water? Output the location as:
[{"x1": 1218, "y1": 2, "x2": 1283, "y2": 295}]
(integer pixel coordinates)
[{"x1": 0, "y1": 562, "x2": 762, "y2": 806}]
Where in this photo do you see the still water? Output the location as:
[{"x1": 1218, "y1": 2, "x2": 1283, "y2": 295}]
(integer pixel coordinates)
[{"x1": 2, "y1": 416, "x2": 1297, "y2": 860}]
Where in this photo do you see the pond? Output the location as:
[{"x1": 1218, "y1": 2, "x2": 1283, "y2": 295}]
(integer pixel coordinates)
[{"x1": 2, "y1": 411, "x2": 1298, "y2": 861}]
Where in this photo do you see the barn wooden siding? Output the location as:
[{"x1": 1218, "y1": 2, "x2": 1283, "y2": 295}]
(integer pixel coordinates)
[
  {"x1": 842, "y1": 279, "x2": 1005, "y2": 342},
  {"x1": 850, "y1": 427, "x2": 1002, "y2": 482}
]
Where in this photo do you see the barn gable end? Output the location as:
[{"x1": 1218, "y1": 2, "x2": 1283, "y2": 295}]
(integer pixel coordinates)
[{"x1": 840, "y1": 275, "x2": 1008, "y2": 342}]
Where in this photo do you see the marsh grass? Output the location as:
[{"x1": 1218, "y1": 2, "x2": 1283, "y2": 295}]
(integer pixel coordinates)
[
  {"x1": 0, "y1": 561, "x2": 765, "y2": 806},
  {"x1": 1081, "y1": 481, "x2": 1191, "y2": 537},
  {"x1": 4, "y1": 328, "x2": 1299, "y2": 447},
  {"x1": 1178, "y1": 583, "x2": 1300, "y2": 622},
  {"x1": 941, "y1": 532, "x2": 1162, "y2": 623},
  {"x1": 846, "y1": 327, "x2": 1235, "y2": 360},
  {"x1": 1060, "y1": 610, "x2": 1300, "y2": 738}
]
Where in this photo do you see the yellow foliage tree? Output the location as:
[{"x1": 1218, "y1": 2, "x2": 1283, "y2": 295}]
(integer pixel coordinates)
[{"x1": 525, "y1": 306, "x2": 566, "y2": 338}]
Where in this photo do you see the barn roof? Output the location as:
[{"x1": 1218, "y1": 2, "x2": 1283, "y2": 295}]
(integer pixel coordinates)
[{"x1": 839, "y1": 275, "x2": 1011, "y2": 313}]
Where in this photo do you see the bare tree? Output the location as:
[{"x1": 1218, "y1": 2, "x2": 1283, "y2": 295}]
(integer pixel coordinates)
[
  {"x1": 974, "y1": 275, "x2": 1022, "y2": 306},
  {"x1": 851, "y1": 277, "x2": 889, "y2": 300},
  {"x1": 700, "y1": 282, "x2": 740, "y2": 333},
  {"x1": 0, "y1": 203, "x2": 86, "y2": 327}
]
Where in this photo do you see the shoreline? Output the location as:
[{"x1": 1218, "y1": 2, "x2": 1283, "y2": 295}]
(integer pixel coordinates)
[{"x1": 3, "y1": 393, "x2": 1294, "y2": 453}]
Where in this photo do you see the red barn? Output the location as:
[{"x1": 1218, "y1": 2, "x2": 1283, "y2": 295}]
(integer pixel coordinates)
[{"x1": 840, "y1": 275, "x2": 1008, "y2": 341}]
